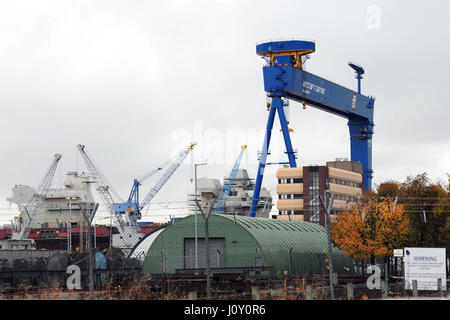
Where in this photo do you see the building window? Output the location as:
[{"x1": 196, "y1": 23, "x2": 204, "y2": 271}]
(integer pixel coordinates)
[
  {"x1": 279, "y1": 194, "x2": 303, "y2": 200},
  {"x1": 331, "y1": 193, "x2": 357, "y2": 202},
  {"x1": 278, "y1": 178, "x2": 301, "y2": 184},
  {"x1": 308, "y1": 167, "x2": 320, "y2": 223},
  {"x1": 330, "y1": 177, "x2": 362, "y2": 189},
  {"x1": 278, "y1": 210, "x2": 304, "y2": 216}
]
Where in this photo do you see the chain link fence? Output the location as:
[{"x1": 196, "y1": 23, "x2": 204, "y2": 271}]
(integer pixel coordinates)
[
  {"x1": 0, "y1": 213, "x2": 448, "y2": 300},
  {"x1": 0, "y1": 246, "x2": 143, "y2": 296}
]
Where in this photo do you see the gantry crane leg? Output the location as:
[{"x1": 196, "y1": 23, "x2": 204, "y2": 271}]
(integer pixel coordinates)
[{"x1": 249, "y1": 96, "x2": 297, "y2": 217}]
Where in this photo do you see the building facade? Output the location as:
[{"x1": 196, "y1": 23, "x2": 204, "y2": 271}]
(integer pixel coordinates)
[{"x1": 275, "y1": 160, "x2": 363, "y2": 226}]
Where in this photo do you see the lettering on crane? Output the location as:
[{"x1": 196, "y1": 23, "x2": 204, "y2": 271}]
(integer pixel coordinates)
[{"x1": 302, "y1": 80, "x2": 326, "y2": 95}]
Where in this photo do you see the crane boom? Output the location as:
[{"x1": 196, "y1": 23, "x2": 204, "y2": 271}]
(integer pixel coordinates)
[
  {"x1": 12, "y1": 154, "x2": 62, "y2": 240},
  {"x1": 136, "y1": 158, "x2": 172, "y2": 183},
  {"x1": 140, "y1": 142, "x2": 197, "y2": 210},
  {"x1": 76, "y1": 144, "x2": 131, "y2": 243},
  {"x1": 125, "y1": 162, "x2": 168, "y2": 207},
  {"x1": 214, "y1": 145, "x2": 247, "y2": 214},
  {"x1": 76, "y1": 145, "x2": 121, "y2": 210}
]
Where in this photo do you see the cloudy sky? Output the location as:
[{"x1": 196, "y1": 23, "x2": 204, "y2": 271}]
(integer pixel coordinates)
[{"x1": 0, "y1": 0, "x2": 449, "y2": 223}]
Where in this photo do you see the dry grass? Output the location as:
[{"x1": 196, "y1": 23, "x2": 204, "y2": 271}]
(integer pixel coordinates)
[{"x1": 1, "y1": 277, "x2": 430, "y2": 300}]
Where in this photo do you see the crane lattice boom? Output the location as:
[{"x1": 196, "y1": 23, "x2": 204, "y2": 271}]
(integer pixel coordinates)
[
  {"x1": 76, "y1": 145, "x2": 120, "y2": 210},
  {"x1": 76, "y1": 144, "x2": 130, "y2": 241},
  {"x1": 140, "y1": 143, "x2": 197, "y2": 210},
  {"x1": 214, "y1": 145, "x2": 247, "y2": 214},
  {"x1": 12, "y1": 154, "x2": 62, "y2": 240}
]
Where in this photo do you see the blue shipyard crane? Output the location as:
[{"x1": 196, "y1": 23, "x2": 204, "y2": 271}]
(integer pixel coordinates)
[
  {"x1": 122, "y1": 164, "x2": 167, "y2": 220},
  {"x1": 111, "y1": 142, "x2": 197, "y2": 224},
  {"x1": 249, "y1": 39, "x2": 375, "y2": 217},
  {"x1": 12, "y1": 153, "x2": 62, "y2": 239},
  {"x1": 214, "y1": 145, "x2": 247, "y2": 214}
]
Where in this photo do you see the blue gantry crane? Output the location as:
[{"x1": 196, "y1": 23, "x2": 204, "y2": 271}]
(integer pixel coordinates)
[
  {"x1": 111, "y1": 143, "x2": 197, "y2": 224},
  {"x1": 214, "y1": 145, "x2": 247, "y2": 214},
  {"x1": 249, "y1": 39, "x2": 375, "y2": 217}
]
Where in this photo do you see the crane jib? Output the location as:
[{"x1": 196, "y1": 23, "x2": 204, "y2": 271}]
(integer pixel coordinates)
[
  {"x1": 140, "y1": 148, "x2": 193, "y2": 210},
  {"x1": 14, "y1": 154, "x2": 62, "y2": 240},
  {"x1": 214, "y1": 147, "x2": 247, "y2": 214},
  {"x1": 263, "y1": 66, "x2": 374, "y2": 122}
]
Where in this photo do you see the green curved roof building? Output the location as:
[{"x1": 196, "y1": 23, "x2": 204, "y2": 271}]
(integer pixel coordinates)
[{"x1": 143, "y1": 214, "x2": 354, "y2": 276}]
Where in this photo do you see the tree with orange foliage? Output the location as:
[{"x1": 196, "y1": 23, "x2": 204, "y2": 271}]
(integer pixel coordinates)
[
  {"x1": 377, "y1": 173, "x2": 449, "y2": 251},
  {"x1": 331, "y1": 195, "x2": 411, "y2": 264}
]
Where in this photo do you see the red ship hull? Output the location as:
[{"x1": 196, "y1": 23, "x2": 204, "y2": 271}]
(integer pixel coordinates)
[{"x1": 0, "y1": 225, "x2": 160, "y2": 251}]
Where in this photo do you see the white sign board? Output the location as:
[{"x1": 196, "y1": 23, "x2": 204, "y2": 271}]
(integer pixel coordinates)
[
  {"x1": 393, "y1": 249, "x2": 403, "y2": 257},
  {"x1": 404, "y1": 247, "x2": 447, "y2": 291}
]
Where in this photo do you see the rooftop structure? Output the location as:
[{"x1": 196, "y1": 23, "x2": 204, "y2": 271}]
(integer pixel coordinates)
[
  {"x1": 187, "y1": 169, "x2": 272, "y2": 218},
  {"x1": 6, "y1": 171, "x2": 95, "y2": 229}
]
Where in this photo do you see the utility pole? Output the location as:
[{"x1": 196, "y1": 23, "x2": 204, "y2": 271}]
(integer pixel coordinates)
[
  {"x1": 319, "y1": 191, "x2": 335, "y2": 300},
  {"x1": 109, "y1": 213, "x2": 112, "y2": 248},
  {"x1": 194, "y1": 198, "x2": 216, "y2": 298},
  {"x1": 66, "y1": 196, "x2": 77, "y2": 252},
  {"x1": 79, "y1": 201, "x2": 99, "y2": 295},
  {"x1": 194, "y1": 163, "x2": 207, "y2": 269}
]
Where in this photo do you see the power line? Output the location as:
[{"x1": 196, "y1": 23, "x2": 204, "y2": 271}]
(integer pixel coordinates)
[{"x1": 358, "y1": 196, "x2": 450, "y2": 200}]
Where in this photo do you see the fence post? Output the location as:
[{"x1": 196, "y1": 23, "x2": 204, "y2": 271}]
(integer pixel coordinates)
[
  {"x1": 381, "y1": 280, "x2": 388, "y2": 299},
  {"x1": 251, "y1": 286, "x2": 261, "y2": 300},
  {"x1": 187, "y1": 291, "x2": 197, "y2": 300},
  {"x1": 412, "y1": 280, "x2": 418, "y2": 297},
  {"x1": 306, "y1": 285, "x2": 313, "y2": 300},
  {"x1": 319, "y1": 192, "x2": 335, "y2": 300},
  {"x1": 437, "y1": 278, "x2": 442, "y2": 296},
  {"x1": 79, "y1": 202, "x2": 98, "y2": 296},
  {"x1": 346, "y1": 282, "x2": 354, "y2": 300},
  {"x1": 205, "y1": 214, "x2": 211, "y2": 298}
]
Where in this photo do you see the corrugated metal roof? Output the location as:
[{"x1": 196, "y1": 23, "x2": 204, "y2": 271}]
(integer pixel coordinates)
[
  {"x1": 216, "y1": 214, "x2": 352, "y2": 274},
  {"x1": 144, "y1": 214, "x2": 353, "y2": 275},
  {"x1": 217, "y1": 215, "x2": 330, "y2": 254},
  {"x1": 221, "y1": 214, "x2": 324, "y2": 234}
]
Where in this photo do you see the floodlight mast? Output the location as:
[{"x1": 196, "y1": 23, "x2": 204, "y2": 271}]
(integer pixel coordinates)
[{"x1": 348, "y1": 62, "x2": 365, "y2": 94}]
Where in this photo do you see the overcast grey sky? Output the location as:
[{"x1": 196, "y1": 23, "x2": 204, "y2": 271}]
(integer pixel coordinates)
[{"x1": 0, "y1": 0, "x2": 449, "y2": 222}]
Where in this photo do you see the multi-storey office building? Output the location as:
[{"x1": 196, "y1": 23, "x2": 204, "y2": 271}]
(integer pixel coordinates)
[{"x1": 275, "y1": 161, "x2": 363, "y2": 226}]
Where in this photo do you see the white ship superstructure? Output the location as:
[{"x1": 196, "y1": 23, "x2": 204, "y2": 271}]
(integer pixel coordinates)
[
  {"x1": 6, "y1": 171, "x2": 95, "y2": 229},
  {"x1": 187, "y1": 169, "x2": 272, "y2": 218}
]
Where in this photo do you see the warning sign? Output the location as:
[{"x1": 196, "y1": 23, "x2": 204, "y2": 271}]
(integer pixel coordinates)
[{"x1": 404, "y1": 247, "x2": 447, "y2": 291}]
